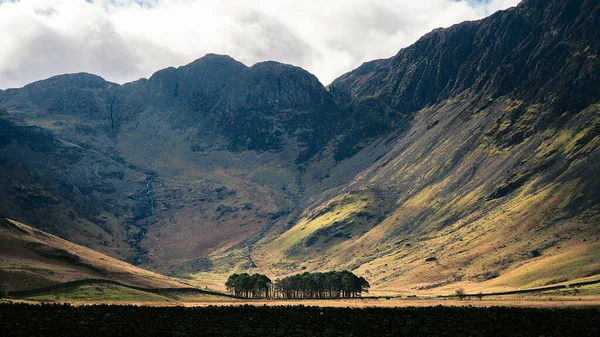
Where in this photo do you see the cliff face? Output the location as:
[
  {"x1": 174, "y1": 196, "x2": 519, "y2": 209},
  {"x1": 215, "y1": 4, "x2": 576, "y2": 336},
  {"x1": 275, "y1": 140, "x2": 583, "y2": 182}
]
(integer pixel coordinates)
[
  {"x1": 112, "y1": 55, "x2": 340, "y2": 159},
  {"x1": 1, "y1": 0, "x2": 599, "y2": 291},
  {"x1": 329, "y1": 0, "x2": 600, "y2": 159}
]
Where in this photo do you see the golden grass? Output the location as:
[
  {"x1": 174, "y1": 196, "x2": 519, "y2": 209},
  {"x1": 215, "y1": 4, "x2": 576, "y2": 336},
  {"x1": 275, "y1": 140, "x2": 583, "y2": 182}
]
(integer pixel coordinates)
[
  {"x1": 23, "y1": 284, "x2": 172, "y2": 302},
  {"x1": 265, "y1": 192, "x2": 370, "y2": 255},
  {"x1": 484, "y1": 244, "x2": 600, "y2": 289},
  {"x1": 11, "y1": 296, "x2": 600, "y2": 308},
  {"x1": 0, "y1": 219, "x2": 211, "y2": 291}
]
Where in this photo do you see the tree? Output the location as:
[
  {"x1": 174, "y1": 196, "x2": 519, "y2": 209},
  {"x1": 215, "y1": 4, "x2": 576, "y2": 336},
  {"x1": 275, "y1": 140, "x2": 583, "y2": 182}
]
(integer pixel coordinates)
[
  {"x1": 256, "y1": 270, "x2": 370, "y2": 299},
  {"x1": 358, "y1": 277, "x2": 370, "y2": 295},
  {"x1": 225, "y1": 273, "x2": 239, "y2": 295},
  {"x1": 226, "y1": 273, "x2": 271, "y2": 298},
  {"x1": 252, "y1": 274, "x2": 272, "y2": 298},
  {"x1": 455, "y1": 288, "x2": 466, "y2": 300},
  {"x1": 341, "y1": 271, "x2": 361, "y2": 297}
]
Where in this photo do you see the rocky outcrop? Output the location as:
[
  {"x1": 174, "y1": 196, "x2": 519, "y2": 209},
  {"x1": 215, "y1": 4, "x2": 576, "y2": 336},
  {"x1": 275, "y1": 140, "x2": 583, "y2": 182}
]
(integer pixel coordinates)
[
  {"x1": 329, "y1": 0, "x2": 600, "y2": 158},
  {"x1": 111, "y1": 54, "x2": 340, "y2": 159}
]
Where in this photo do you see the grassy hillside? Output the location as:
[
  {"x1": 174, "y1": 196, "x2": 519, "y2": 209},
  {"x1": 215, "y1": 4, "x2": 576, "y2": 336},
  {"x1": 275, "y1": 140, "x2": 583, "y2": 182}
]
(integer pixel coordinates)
[
  {"x1": 252, "y1": 98, "x2": 600, "y2": 293},
  {"x1": 21, "y1": 283, "x2": 173, "y2": 302},
  {"x1": 0, "y1": 217, "x2": 219, "y2": 292},
  {"x1": 9, "y1": 279, "x2": 230, "y2": 303}
]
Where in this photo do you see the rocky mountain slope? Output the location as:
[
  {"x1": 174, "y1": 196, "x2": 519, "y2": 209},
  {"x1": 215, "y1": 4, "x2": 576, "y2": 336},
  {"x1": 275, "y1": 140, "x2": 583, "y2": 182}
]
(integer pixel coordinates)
[
  {"x1": 252, "y1": 0, "x2": 600, "y2": 292},
  {"x1": 1, "y1": 0, "x2": 599, "y2": 292},
  {"x1": 0, "y1": 54, "x2": 338, "y2": 268}
]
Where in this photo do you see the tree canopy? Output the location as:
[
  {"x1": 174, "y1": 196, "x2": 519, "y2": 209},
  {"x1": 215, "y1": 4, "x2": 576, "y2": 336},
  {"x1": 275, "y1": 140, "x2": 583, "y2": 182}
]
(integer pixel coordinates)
[
  {"x1": 226, "y1": 271, "x2": 369, "y2": 299},
  {"x1": 274, "y1": 271, "x2": 369, "y2": 298},
  {"x1": 225, "y1": 273, "x2": 272, "y2": 298}
]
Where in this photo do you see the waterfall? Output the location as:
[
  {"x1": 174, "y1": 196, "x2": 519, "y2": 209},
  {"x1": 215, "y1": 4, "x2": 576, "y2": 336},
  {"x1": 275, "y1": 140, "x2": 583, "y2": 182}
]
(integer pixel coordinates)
[{"x1": 145, "y1": 177, "x2": 155, "y2": 215}]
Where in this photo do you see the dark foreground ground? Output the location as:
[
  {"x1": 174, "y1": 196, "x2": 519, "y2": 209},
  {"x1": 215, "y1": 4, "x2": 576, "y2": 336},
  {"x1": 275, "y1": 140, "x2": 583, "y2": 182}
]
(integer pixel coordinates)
[{"x1": 0, "y1": 302, "x2": 598, "y2": 337}]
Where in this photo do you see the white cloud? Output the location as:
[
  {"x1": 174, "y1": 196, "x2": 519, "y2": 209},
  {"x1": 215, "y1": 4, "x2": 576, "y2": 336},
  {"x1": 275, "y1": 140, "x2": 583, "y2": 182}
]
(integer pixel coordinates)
[{"x1": 0, "y1": 0, "x2": 521, "y2": 89}]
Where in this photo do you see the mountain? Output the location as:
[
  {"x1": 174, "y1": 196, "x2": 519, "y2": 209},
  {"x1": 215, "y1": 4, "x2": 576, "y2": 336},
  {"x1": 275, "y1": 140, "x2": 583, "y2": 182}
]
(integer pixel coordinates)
[
  {"x1": 1, "y1": 0, "x2": 599, "y2": 292},
  {"x1": 0, "y1": 53, "x2": 343, "y2": 278},
  {"x1": 252, "y1": 0, "x2": 600, "y2": 292}
]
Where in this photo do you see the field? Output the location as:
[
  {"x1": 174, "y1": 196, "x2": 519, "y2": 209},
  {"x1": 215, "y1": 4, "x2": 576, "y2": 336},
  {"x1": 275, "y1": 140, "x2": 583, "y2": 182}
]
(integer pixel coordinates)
[
  {"x1": 7, "y1": 296, "x2": 600, "y2": 310},
  {"x1": 1, "y1": 302, "x2": 599, "y2": 337},
  {"x1": 4, "y1": 271, "x2": 600, "y2": 306}
]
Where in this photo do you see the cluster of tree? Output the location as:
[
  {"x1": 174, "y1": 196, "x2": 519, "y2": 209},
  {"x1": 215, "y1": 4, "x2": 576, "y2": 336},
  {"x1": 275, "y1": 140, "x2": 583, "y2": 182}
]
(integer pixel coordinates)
[
  {"x1": 225, "y1": 273, "x2": 272, "y2": 298},
  {"x1": 226, "y1": 271, "x2": 369, "y2": 299},
  {"x1": 274, "y1": 271, "x2": 369, "y2": 298}
]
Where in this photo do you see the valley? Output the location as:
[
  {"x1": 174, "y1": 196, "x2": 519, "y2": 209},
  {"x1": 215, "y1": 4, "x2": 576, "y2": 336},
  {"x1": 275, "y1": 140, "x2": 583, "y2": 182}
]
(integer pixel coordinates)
[{"x1": 0, "y1": 0, "x2": 599, "y2": 297}]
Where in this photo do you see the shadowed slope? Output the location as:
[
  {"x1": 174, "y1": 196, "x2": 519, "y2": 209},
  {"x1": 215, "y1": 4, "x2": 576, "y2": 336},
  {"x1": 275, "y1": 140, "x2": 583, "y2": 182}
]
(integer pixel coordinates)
[{"x1": 0, "y1": 217, "x2": 212, "y2": 292}]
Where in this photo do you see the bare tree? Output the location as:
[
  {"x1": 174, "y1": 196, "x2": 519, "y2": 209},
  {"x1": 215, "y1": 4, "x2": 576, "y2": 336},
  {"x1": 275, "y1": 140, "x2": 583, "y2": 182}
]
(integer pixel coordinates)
[{"x1": 455, "y1": 288, "x2": 466, "y2": 300}]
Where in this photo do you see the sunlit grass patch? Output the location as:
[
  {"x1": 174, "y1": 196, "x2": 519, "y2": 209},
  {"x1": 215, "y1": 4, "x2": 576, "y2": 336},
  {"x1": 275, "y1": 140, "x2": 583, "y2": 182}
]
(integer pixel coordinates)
[{"x1": 23, "y1": 283, "x2": 172, "y2": 302}]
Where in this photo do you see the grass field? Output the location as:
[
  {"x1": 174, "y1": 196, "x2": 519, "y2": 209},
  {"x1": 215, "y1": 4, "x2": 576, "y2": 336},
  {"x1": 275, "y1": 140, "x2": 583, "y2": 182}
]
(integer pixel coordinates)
[
  {"x1": 23, "y1": 283, "x2": 172, "y2": 302},
  {"x1": 5, "y1": 274, "x2": 599, "y2": 308},
  {"x1": 38, "y1": 297, "x2": 597, "y2": 309},
  {"x1": 7, "y1": 286, "x2": 600, "y2": 309}
]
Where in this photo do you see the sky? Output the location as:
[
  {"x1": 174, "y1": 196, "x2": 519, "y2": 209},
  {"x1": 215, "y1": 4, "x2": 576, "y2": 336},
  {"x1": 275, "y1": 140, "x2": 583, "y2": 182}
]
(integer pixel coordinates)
[{"x1": 0, "y1": 0, "x2": 521, "y2": 89}]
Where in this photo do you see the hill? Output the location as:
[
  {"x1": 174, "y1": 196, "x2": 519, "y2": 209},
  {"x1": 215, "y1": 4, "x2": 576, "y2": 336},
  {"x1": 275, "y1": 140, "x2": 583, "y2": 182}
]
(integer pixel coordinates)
[{"x1": 0, "y1": 217, "x2": 217, "y2": 292}]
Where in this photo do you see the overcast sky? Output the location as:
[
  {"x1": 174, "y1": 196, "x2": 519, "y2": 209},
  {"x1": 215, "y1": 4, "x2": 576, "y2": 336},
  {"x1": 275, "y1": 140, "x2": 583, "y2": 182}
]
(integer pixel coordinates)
[{"x1": 0, "y1": 0, "x2": 521, "y2": 89}]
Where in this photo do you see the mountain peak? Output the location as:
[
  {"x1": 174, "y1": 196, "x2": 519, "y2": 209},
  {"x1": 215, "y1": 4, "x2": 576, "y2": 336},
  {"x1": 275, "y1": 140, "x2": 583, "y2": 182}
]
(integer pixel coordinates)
[
  {"x1": 25, "y1": 72, "x2": 113, "y2": 90},
  {"x1": 183, "y1": 53, "x2": 247, "y2": 70},
  {"x1": 249, "y1": 60, "x2": 293, "y2": 69}
]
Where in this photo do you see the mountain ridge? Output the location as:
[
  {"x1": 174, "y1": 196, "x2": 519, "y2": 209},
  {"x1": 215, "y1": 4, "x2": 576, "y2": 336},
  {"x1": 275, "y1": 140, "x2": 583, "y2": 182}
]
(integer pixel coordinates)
[{"x1": 1, "y1": 0, "x2": 599, "y2": 292}]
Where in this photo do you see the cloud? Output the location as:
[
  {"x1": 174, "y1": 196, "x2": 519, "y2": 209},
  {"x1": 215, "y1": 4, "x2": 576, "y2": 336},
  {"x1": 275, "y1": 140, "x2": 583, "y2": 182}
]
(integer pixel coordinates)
[{"x1": 0, "y1": 0, "x2": 521, "y2": 89}]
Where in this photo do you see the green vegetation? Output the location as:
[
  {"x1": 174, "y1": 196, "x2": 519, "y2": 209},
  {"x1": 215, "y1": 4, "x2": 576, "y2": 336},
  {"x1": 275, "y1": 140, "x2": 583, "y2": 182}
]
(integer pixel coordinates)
[
  {"x1": 527, "y1": 282, "x2": 600, "y2": 297},
  {"x1": 267, "y1": 192, "x2": 371, "y2": 254},
  {"x1": 225, "y1": 273, "x2": 272, "y2": 298},
  {"x1": 274, "y1": 271, "x2": 370, "y2": 298},
  {"x1": 23, "y1": 283, "x2": 171, "y2": 302},
  {"x1": 225, "y1": 271, "x2": 370, "y2": 299}
]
